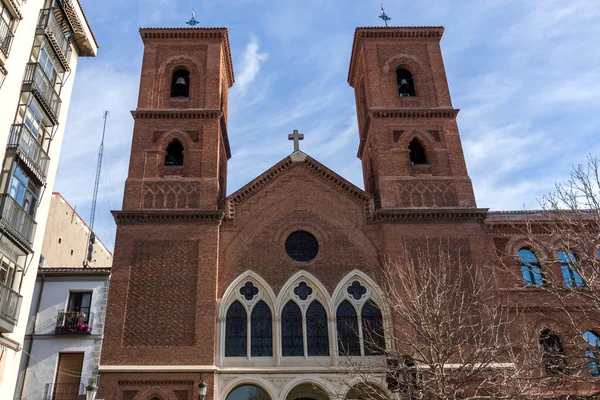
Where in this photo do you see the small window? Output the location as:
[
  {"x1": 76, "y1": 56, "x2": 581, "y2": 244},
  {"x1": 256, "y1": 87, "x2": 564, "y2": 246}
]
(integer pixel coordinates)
[
  {"x1": 171, "y1": 69, "x2": 190, "y2": 97},
  {"x1": 408, "y1": 139, "x2": 427, "y2": 165},
  {"x1": 67, "y1": 292, "x2": 92, "y2": 323},
  {"x1": 337, "y1": 300, "x2": 360, "y2": 356},
  {"x1": 519, "y1": 249, "x2": 543, "y2": 287},
  {"x1": 540, "y1": 329, "x2": 568, "y2": 376},
  {"x1": 58, "y1": 237, "x2": 62, "y2": 244},
  {"x1": 165, "y1": 140, "x2": 184, "y2": 166},
  {"x1": 584, "y1": 330, "x2": 600, "y2": 377},
  {"x1": 70, "y1": 249, "x2": 73, "y2": 256},
  {"x1": 285, "y1": 231, "x2": 318, "y2": 262},
  {"x1": 396, "y1": 68, "x2": 416, "y2": 97},
  {"x1": 558, "y1": 250, "x2": 584, "y2": 287}
]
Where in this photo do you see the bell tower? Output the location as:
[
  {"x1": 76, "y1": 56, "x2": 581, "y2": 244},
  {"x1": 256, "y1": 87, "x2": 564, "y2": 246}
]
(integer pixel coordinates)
[
  {"x1": 348, "y1": 27, "x2": 476, "y2": 209},
  {"x1": 122, "y1": 27, "x2": 234, "y2": 211}
]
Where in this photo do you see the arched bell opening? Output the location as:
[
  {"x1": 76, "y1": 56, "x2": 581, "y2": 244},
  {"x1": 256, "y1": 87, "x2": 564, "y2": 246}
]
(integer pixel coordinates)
[
  {"x1": 408, "y1": 139, "x2": 427, "y2": 165},
  {"x1": 165, "y1": 139, "x2": 184, "y2": 166},
  {"x1": 171, "y1": 69, "x2": 190, "y2": 98},
  {"x1": 396, "y1": 68, "x2": 416, "y2": 97}
]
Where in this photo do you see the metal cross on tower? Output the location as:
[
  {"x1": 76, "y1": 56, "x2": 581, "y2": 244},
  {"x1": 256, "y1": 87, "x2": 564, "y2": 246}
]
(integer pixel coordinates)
[
  {"x1": 186, "y1": 9, "x2": 199, "y2": 26},
  {"x1": 379, "y1": 5, "x2": 391, "y2": 26},
  {"x1": 288, "y1": 129, "x2": 304, "y2": 152}
]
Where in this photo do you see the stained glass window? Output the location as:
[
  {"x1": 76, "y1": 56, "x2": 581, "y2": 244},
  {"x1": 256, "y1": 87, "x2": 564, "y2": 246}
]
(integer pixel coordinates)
[
  {"x1": 285, "y1": 231, "x2": 319, "y2": 262},
  {"x1": 251, "y1": 301, "x2": 273, "y2": 357},
  {"x1": 337, "y1": 300, "x2": 360, "y2": 356},
  {"x1": 361, "y1": 300, "x2": 385, "y2": 355},
  {"x1": 282, "y1": 301, "x2": 304, "y2": 356},
  {"x1": 518, "y1": 249, "x2": 543, "y2": 287},
  {"x1": 307, "y1": 301, "x2": 329, "y2": 356},
  {"x1": 558, "y1": 250, "x2": 584, "y2": 287},
  {"x1": 225, "y1": 301, "x2": 247, "y2": 357}
]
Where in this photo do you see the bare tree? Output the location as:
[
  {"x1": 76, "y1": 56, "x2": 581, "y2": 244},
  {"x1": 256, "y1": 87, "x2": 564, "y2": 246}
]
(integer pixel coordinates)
[
  {"x1": 504, "y1": 155, "x2": 600, "y2": 398},
  {"x1": 337, "y1": 239, "x2": 523, "y2": 400}
]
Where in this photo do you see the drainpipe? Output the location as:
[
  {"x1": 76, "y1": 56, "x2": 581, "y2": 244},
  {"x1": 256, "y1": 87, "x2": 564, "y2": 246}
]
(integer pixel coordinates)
[{"x1": 18, "y1": 274, "x2": 45, "y2": 400}]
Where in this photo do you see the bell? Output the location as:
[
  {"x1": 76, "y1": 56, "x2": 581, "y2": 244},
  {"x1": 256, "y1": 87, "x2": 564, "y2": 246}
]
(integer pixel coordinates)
[
  {"x1": 174, "y1": 77, "x2": 187, "y2": 88},
  {"x1": 400, "y1": 79, "x2": 409, "y2": 87}
]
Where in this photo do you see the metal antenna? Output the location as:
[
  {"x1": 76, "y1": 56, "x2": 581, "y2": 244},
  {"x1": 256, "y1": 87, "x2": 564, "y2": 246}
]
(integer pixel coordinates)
[
  {"x1": 89, "y1": 111, "x2": 107, "y2": 230},
  {"x1": 186, "y1": 9, "x2": 200, "y2": 26},
  {"x1": 379, "y1": 4, "x2": 391, "y2": 26}
]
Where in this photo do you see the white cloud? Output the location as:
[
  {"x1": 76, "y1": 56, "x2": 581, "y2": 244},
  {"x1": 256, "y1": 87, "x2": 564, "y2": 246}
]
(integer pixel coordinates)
[{"x1": 234, "y1": 36, "x2": 268, "y2": 96}]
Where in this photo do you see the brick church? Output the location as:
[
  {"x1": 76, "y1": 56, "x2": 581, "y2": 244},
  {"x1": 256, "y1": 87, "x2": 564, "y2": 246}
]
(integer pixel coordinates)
[{"x1": 97, "y1": 25, "x2": 597, "y2": 400}]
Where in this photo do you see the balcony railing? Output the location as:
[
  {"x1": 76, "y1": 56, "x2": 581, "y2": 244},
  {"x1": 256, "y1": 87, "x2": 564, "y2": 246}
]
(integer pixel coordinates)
[
  {"x1": 0, "y1": 16, "x2": 14, "y2": 57},
  {"x1": 55, "y1": 311, "x2": 93, "y2": 334},
  {"x1": 44, "y1": 383, "x2": 84, "y2": 400},
  {"x1": 9, "y1": 124, "x2": 51, "y2": 182},
  {"x1": 23, "y1": 63, "x2": 61, "y2": 122},
  {"x1": 37, "y1": 9, "x2": 69, "y2": 59},
  {"x1": 0, "y1": 282, "x2": 22, "y2": 333},
  {"x1": 0, "y1": 194, "x2": 37, "y2": 248}
]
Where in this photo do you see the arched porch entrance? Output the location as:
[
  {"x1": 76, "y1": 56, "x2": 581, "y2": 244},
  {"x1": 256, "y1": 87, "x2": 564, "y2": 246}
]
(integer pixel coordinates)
[{"x1": 285, "y1": 383, "x2": 329, "y2": 400}]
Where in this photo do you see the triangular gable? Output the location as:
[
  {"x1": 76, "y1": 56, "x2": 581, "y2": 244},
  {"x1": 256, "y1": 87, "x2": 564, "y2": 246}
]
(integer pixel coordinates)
[{"x1": 226, "y1": 152, "x2": 373, "y2": 220}]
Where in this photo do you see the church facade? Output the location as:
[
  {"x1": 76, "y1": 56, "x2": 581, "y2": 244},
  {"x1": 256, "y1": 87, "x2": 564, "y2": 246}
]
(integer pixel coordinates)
[{"x1": 97, "y1": 26, "x2": 595, "y2": 400}]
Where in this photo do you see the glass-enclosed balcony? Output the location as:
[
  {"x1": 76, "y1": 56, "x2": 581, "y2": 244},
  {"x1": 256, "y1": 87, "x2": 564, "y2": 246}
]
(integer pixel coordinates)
[
  {"x1": 0, "y1": 282, "x2": 21, "y2": 333},
  {"x1": 0, "y1": 14, "x2": 14, "y2": 58},
  {"x1": 22, "y1": 63, "x2": 61, "y2": 123},
  {"x1": 0, "y1": 194, "x2": 37, "y2": 249},
  {"x1": 37, "y1": 9, "x2": 69, "y2": 63},
  {"x1": 8, "y1": 124, "x2": 50, "y2": 183}
]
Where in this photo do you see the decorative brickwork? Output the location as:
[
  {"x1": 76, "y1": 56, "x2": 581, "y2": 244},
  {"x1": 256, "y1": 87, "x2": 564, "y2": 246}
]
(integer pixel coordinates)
[
  {"x1": 142, "y1": 181, "x2": 200, "y2": 209},
  {"x1": 398, "y1": 180, "x2": 458, "y2": 207},
  {"x1": 124, "y1": 240, "x2": 198, "y2": 346}
]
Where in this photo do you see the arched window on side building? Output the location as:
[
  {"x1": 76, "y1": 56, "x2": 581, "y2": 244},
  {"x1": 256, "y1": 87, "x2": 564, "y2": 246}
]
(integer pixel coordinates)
[
  {"x1": 540, "y1": 329, "x2": 568, "y2": 376},
  {"x1": 558, "y1": 250, "x2": 584, "y2": 287},
  {"x1": 584, "y1": 330, "x2": 600, "y2": 377},
  {"x1": 518, "y1": 248, "x2": 543, "y2": 287}
]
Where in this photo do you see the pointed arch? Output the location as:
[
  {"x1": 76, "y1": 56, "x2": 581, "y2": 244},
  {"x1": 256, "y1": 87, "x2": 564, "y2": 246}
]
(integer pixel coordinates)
[
  {"x1": 408, "y1": 138, "x2": 427, "y2": 164},
  {"x1": 165, "y1": 139, "x2": 184, "y2": 166},
  {"x1": 281, "y1": 300, "x2": 303, "y2": 356},
  {"x1": 361, "y1": 300, "x2": 385, "y2": 355},
  {"x1": 133, "y1": 386, "x2": 178, "y2": 400},
  {"x1": 307, "y1": 300, "x2": 329, "y2": 356},
  {"x1": 276, "y1": 270, "x2": 331, "y2": 312},
  {"x1": 219, "y1": 271, "x2": 277, "y2": 319},
  {"x1": 251, "y1": 300, "x2": 273, "y2": 357},
  {"x1": 336, "y1": 300, "x2": 360, "y2": 356},
  {"x1": 225, "y1": 300, "x2": 247, "y2": 357}
]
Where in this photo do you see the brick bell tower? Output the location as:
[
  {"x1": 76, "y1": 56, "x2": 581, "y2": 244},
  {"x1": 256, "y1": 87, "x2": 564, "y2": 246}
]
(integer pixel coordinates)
[
  {"x1": 348, "y1": 27, "x2": 476, "y2": 209},
  {"x1": 99, "y1": 28, "x2": 234, "y2": 400}
]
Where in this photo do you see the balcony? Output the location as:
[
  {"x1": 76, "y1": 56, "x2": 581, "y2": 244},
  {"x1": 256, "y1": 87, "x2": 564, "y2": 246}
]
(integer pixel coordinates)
[
  {"x1": 0, "y1": 194, "x2": 37, "y2": 250},
  {"x1": 22, "y1": 63, "x2": 61, "y2": 123},
  {"x1": 44, "y1": 383, "x2": 84, "y2": 400},
  {"x1": 9, "y1": 124, "x2": 51, "y2": 183},
  {"x1": 55, "y1": 311, "x2": 93, "y2": 334},
  {"x1": 37, "y1": 9, "x2": 70, "y2": 68},
  {"x1": 0, "y1": 282, "x2": 22, "y2": 333},
  {"x1": 0, "y1": 14, "x2": 14, "y2": 59}
]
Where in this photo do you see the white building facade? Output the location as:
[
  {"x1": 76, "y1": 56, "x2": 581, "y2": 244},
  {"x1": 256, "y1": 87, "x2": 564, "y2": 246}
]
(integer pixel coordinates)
[
  {"x1": 17, "y1": 267, "x2": 110, "y2": 400},
  {"x1": 0, "y1": 0, "x2": 97, "y2": 398}
]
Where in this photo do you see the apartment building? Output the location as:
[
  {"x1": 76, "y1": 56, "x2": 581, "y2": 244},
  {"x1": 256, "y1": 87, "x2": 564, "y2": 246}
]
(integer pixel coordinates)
[{"x1": 0, "y1": 0, "x2": 97, "y2": 398}]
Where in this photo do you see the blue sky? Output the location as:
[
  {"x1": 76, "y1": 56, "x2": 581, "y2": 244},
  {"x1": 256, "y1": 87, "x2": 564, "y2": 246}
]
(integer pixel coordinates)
[{"x1": 53, "y1": 0, "x2": 600, "y2": 251}]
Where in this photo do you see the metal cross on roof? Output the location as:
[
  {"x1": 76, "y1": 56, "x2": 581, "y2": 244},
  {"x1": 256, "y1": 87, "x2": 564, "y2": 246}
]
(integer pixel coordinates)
[
  {"x1": 288, "y1": 129, "x2": 304, "y2": 152},
  {"x1": 379, "y1": 5, "x2": 391, "y2": 26},
  {"x1": 186, "y1": 9, "x2": 200, "y2": 26}
]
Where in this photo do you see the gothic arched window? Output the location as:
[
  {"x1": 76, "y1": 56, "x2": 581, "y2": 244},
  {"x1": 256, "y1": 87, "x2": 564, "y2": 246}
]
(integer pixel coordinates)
[
  {"x1": 408, "y1": 139, "x2": 427, "y2": 165},
  {"x1": 165, "y1": 139, "x2": 184, "y2": 166},
  {"x1": 540, "y1": 329, "x2": 568, "y2": 376},
  {"x1": 307, "y1": 300, "x2": 329, "y2": 356},
  {"x1": 519, "y1": 248, "x2": 543, "y2": 287},
  {"x1": 337, "y1": 300, "x2": 361, "y2": 356},
  {"x1": 584, "y1": 330, "x2": 600, "y2": 377},
  {"x1": 558, "y1": 250, "x2": 584, "y2": 287},
  {"x1": 251, "y1": 301, "x2": 273, "y2": 357},
  {"x1": 396, "y1": 68, "x2": 416, "y2": 97},
  {"x1": 225, "y1": 301, "x2": 247, "y2": 357},
  {"x1": 171, "y1": 69, "x2": 190, "y2": 98},
  {"x1": 282, "y1": 301, "x2": 303, "y2": 356},
  {"x1": 361, "y1": 300, "x2": 385, "y2": 355}
]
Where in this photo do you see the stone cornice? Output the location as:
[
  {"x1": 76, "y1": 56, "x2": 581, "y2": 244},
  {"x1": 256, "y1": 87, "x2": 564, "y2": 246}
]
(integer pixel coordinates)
[
  {"x1": 348, "y1": 26, "x2": 445, "y2": 86},
  {"x1": 37, "y1": 267, "x2": 111, "y2": 276},
  {"x1": 139, "y1": 27, "x2": 235, "y2": 87},
  {"x1": 131, "y1": 109, "x2": 223, "y2": 120},
  {"x1": 372, "y1": 208, "x2": 488, "y2": 224},
  {"x1": 112, "y1": 210, "x2": 225, "y2": 225},
  {"x1": 371, "y1": 108, "x2": 459, "y2": 119}
]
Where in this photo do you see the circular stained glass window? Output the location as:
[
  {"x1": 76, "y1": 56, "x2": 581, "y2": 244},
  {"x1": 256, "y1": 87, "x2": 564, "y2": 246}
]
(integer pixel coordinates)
[{"x1": 285, "y1": 231, "x2": 319, "y2": 262}]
